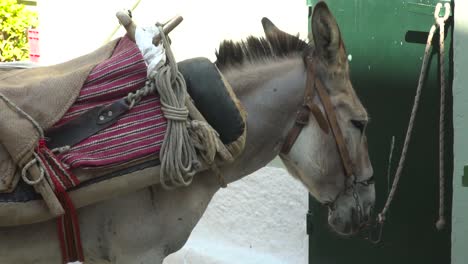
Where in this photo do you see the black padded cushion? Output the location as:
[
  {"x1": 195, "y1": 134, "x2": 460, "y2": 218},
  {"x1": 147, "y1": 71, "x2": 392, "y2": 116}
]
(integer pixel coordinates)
[{"x1": 178, "y1": 57, "x2": 245, "y2": 144}]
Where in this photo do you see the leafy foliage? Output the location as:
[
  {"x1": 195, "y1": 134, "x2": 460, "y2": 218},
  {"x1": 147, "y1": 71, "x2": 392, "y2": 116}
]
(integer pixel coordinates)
[{"x1": 0, "y1": 0, "x2": 38, "y2": 62}]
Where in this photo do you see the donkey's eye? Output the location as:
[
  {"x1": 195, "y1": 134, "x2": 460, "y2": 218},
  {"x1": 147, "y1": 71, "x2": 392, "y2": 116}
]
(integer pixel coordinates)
[
  {"x1": 364, "y1": 176, "x2": 374, "y2": 185},
  {"x1": 351, "y1": 119, "x2": 366, "y2": 133},
  {"x1": 358, "y1": 176, "x2": 375, "y2": 186}
]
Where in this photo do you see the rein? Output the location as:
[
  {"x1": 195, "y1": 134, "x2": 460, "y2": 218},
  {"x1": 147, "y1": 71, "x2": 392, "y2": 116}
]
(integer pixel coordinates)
[{"x1": 281, "y1": 57, "x2": 354, "y2": 179}]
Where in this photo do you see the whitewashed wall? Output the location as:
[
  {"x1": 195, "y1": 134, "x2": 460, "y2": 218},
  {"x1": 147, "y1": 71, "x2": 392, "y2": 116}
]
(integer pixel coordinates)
[
  {"x1": 37, "y1": 1, "x2": 309, "y2": 263},
  {"x1": 37, "y1": 0, "x2": 308, "y2": 64},
  {"x1": 164, "y1": 166, "x2": 308, "y2": 264}
]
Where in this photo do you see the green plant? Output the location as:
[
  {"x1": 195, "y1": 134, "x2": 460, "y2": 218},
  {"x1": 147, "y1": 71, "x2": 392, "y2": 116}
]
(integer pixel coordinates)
[{"x1": 0, "y1": 0, "x2": 38, "y2": 62}]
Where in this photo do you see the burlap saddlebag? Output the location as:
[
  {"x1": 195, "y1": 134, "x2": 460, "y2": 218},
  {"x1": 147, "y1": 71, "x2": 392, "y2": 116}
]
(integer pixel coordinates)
[{"x1": 0, "y1": 36, "x2": 246, "y2": 226}]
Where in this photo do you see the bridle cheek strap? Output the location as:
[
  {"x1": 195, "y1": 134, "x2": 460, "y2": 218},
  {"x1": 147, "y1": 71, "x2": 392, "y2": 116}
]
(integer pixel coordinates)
[
  {"x1": 280, "y1": 60, "x2": 354, "y2": 178},
  {"x1": 308, "y1": 102, "x2": 330, "y2": 134},
  {"x1": 314, "y1": 78, "x2": 354, "y2": 178},
  {"x1": 280, "y1": 61, "x2": 315, "y2": 154}
]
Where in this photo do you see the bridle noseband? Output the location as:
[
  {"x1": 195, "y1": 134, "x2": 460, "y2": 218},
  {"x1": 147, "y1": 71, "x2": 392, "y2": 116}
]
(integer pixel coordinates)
[{"x1": 280, "y1": 56, "x2": 355, "y2": 179}]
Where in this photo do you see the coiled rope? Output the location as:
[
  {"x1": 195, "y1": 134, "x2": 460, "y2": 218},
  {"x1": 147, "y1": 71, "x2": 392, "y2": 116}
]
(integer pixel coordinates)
[{"x1": 126, "y1": 23, "x2": 232, "y2": 189}]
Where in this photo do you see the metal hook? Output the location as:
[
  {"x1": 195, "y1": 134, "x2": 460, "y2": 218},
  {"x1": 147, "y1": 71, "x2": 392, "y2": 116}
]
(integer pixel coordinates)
[{"x1": 434, "y1": 3, "x2": 450, "y2": 23}]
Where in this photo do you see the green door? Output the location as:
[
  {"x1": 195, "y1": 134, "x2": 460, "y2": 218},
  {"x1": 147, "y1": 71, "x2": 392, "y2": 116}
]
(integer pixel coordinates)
[{"x1": 307, "y1": 0, "x2": 453, "y2": 263}]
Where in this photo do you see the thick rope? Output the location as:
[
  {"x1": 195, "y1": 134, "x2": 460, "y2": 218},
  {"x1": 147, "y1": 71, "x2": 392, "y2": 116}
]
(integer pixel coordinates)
[
  {"x1": 0, "y1": 92, "x2": 44, "y2": 139},
  {"x1": 377, "y1": 24, "x2": 437, "y2": 223},
  {"x1": 435, "y1": 3, "x2": 450, "y2": 230},
  {"x1": 154, "y1": 24, "x2": 200, "y2": 189},
  {"x1": 126, "y1": 23, "x2": 233, "y2": 189},
  {"x1": 189, "y1": 120, "x2": 234, "y2": 187},
  {"x1": 387, "y1": 137, "x2": 395, "y2": 194},
  {"x1": 377, "y1": 3, "x2": 450, "y2": 230}
]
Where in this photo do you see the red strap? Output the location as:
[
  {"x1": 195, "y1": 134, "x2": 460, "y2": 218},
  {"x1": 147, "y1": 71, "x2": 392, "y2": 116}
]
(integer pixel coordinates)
[
  {"x1": 36, "y1": 138, "x2": 84, "y2": 263},
  {"x1": 57, "y1": 191, "x2": 84, "y2": 263}
]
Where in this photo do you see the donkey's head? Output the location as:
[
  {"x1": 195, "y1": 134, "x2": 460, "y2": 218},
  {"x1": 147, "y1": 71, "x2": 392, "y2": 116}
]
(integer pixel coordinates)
[{"x1": 270, "y1": 2, "x2": 375, "y2": 235}]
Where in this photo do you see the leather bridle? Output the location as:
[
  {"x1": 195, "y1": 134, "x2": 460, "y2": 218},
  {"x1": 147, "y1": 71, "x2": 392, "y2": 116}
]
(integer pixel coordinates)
[{"x1": 280, "y1": 56, "x2": 355, "y2": 179}]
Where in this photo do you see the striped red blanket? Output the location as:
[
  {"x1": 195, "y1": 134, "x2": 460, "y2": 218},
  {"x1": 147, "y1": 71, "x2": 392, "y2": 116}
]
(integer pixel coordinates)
[{"x1": 55, "y1": 36, "x2": 167, "y2": 169}]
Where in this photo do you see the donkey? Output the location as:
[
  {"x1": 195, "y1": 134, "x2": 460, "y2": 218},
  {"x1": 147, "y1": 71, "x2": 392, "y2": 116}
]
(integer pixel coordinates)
[{"x1": 0, "y1": 2, "x2": 374, "y2": 263}]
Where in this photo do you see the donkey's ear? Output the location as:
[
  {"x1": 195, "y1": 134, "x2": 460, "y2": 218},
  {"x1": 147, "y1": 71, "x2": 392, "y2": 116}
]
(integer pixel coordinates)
[
  {"x1": 261, "y1": 17, "x2": 280, "y2": 36},
  {"x1": 262, "y1": 17, "x2": 296, "y2": 41},
  {"x1": 311, "y1": 2, "x2": 346, "y2": 64}
]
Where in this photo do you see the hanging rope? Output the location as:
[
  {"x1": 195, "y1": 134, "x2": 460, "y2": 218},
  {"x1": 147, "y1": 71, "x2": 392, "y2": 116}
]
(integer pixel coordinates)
[
  {"x1": 376, "y1": 3, "x2": 450, "y2": 231},
  {"x1": 435, "y1": 2, "x2": 450, "y2": 231},
  {"x1": 189, "y1": 120, "x2": 234, "y2": 187}
]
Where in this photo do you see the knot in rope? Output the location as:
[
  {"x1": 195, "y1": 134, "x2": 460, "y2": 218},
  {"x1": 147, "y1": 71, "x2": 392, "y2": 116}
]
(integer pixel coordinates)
[
  {"x1": 126, "y1": 80, "x2": 157, "y2": 109},
  {"x1": 189, "y1": 120, "x2": 220, "y2": 165},
  {"x1": 149, "y1": 24, "x2": 200, "y2": 190},
  {"x1": 189, "y1": 120, "x2": 233, "y2": 187},
  {"x1": 161, "y1": 101, "x2": 189, "y2": 121}
]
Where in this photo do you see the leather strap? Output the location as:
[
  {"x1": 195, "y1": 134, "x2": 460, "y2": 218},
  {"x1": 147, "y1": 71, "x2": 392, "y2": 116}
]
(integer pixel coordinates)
[
  {"x1": 315, "y1": 77, "x2": 354, "y2": 177},
  {"x1": 281, "y1": 59, "x2": 354, "y2": 178},
  {"x1": 280, "y1": 62, "x2": 315, "y2": 154},
  {"x1": 281, "y1": 105, "x2": 311, "y2": 154},
  {"x1": 46, "y1": 98, "x2": 130, "y2": 149}
]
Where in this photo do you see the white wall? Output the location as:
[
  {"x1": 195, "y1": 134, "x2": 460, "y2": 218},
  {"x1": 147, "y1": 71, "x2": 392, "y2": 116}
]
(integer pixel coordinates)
[
  {"x1": 37, "y1": 0, "x2": 308, "y2": 64},
  {"x1": 37, "y1": 1, "x2": 309, "y2": 263},
  {"x1": 452, "y1": 0, "x2": 468, "y2": 263},
  {"x1": 164, "y1": 167, "x2": 308, "y2": 264}
]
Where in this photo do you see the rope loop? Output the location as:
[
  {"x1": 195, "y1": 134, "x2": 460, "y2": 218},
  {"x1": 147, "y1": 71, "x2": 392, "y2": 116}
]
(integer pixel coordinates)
[
  {"x1": 376, "y1": 2, "x2": 451, "y2": 233},
  {"x1": 21, "y1": 153, "x2": 45, "y2": 186},
  {"x1": 434, "y1": 3, "x2": 450, "y2": 24},
  {"x1": 150, "y1": 23, "x2": 200, "y2": 189}
]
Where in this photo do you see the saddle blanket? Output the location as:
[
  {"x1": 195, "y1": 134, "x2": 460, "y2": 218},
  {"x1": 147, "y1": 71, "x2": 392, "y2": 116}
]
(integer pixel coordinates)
[
  {"x1": 52, "y1": 37, "x2": 167, "y2": 169},
  {"x1": 0, "y1": 35, "x2": 246, "y2": 227}
]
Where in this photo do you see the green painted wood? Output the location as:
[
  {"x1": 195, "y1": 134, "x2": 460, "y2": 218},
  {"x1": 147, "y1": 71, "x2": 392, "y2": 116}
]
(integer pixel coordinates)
[
  {"x1": 307, "y1": 1, "x2": 453, "y2": 263},
  {"x1": 462, "y1": 166, "x2": 468, "y2": 187}
]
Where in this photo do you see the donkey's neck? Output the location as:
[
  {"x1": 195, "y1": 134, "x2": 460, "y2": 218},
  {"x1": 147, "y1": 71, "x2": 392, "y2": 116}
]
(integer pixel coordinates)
[{"x1": 220, "y1": 57, "x2": 306, "y2": 183}]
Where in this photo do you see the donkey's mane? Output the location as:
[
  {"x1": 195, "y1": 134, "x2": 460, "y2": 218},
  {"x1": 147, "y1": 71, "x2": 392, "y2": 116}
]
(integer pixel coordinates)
[{"x1": 215, "y1": 31, "x2": 309, "y2": 70}]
